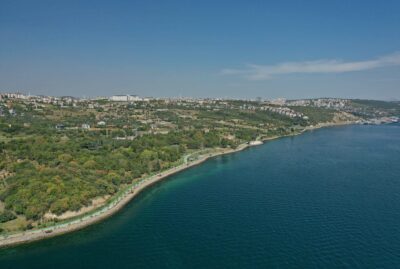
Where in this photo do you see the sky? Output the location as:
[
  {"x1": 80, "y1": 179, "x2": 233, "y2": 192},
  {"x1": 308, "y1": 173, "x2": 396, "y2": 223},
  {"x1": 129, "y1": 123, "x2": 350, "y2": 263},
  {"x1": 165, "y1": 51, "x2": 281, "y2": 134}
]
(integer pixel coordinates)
[{"x1": 1, "y1": 0, "x2": 400, "y2": 100}]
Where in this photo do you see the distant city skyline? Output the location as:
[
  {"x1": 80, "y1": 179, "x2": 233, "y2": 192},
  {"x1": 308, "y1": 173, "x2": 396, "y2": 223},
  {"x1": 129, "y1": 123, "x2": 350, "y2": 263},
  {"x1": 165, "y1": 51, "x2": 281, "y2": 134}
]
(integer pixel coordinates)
[{"x1": 1, "y1": 1, "x2": 400, "y2": 100}]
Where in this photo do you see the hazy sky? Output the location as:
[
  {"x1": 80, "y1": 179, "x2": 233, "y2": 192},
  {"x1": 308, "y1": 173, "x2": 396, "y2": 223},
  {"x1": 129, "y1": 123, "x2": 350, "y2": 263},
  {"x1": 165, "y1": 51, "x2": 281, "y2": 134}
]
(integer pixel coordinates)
[{"x1": 1, "y1": 0, "x2": 400, "y2": 99}]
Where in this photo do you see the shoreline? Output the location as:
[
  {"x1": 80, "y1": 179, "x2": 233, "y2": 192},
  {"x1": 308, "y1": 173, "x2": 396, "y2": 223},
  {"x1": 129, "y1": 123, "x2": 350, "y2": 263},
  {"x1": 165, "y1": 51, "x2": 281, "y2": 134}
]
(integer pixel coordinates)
[
  {"x1": 0, "y1": 142, "x2": 249, "y2": 248},
  {"x1": 0, "y1": 121, "x2": 356, "y2": 248}
]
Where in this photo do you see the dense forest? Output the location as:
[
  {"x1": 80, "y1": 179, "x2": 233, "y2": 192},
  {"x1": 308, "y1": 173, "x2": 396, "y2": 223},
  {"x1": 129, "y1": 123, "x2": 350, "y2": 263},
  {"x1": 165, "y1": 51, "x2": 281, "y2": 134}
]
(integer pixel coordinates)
[{"x1": 0, "y1": 129, "x2": 235, "y2": 222}]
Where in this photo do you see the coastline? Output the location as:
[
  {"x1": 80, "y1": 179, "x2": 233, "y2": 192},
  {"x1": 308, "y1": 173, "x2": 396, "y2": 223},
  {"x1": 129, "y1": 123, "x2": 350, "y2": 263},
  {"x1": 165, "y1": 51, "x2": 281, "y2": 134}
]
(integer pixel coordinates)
[
  {"x1": 0, "y1": 143, "x2": 249, "y2": 248},
  {"x1": 0, "y1": 121, "x2": 355, "y2": 248}
]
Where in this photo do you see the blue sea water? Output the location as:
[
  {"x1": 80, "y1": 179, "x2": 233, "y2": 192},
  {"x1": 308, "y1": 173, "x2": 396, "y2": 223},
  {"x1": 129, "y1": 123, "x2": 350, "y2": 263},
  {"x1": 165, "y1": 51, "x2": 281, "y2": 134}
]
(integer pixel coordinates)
[{"x1": 1, "y1": 124, "x2": 400, "y2": 268}]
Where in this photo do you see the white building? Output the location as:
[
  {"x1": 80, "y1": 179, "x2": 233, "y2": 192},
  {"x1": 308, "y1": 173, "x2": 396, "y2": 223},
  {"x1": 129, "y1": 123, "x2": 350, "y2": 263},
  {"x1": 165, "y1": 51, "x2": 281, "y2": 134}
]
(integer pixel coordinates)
[
  {"x1": 0, "y1": 92, "x2": 28, "y2": 100},
  {"x1": 81, "y1": 124, "x2": 91, "y2": 129},
  {"x1": 110, "y1": 95, "x2": 142, "y2": 102}
]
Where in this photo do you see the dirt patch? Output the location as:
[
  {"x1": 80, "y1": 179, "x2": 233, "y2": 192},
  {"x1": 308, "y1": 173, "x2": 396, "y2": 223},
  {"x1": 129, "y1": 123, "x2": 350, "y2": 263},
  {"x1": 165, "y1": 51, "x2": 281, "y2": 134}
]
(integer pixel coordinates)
[{"x1": 44, "y1": 196, "x2": 110, "y2": 221}]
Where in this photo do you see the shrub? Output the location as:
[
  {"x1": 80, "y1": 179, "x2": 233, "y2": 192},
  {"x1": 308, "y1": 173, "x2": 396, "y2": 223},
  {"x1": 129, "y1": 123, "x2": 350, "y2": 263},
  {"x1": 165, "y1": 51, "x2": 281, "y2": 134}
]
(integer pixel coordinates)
[{"x1": 0, "y1": 210, "x2": 17, "y2": 223}]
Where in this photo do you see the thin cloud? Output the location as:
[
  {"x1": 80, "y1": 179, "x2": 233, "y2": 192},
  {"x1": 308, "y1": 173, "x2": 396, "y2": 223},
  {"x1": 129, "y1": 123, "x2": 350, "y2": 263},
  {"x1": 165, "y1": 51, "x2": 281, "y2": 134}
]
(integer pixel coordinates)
[{"x1": 222, "y1": 52, "x2": 400, "y2": 80}]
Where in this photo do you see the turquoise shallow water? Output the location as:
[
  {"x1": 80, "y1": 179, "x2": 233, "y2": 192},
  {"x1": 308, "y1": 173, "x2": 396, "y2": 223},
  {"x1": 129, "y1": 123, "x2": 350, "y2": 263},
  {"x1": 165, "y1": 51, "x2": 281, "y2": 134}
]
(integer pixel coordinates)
[{"x1": 1, "y1": 124, "x2": 400, "y2": 268}]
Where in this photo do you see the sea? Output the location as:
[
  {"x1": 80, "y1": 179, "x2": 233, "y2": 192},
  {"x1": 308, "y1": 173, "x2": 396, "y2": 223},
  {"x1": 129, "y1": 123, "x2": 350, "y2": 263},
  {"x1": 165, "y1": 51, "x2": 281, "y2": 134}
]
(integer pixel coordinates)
[{"x1": 1, "y1": 124, "x2": 400, "y2": 268}]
